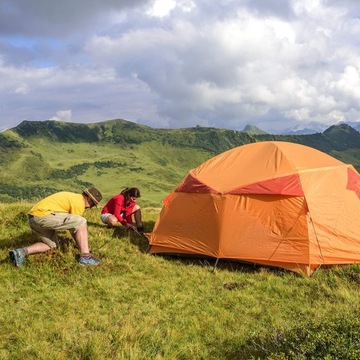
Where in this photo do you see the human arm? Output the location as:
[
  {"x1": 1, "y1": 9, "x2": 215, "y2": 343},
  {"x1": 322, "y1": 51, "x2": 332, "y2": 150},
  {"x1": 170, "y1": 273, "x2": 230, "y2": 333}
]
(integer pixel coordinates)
[{"x1": 112, "y1": 196, "x2": 135, "y2": 228}]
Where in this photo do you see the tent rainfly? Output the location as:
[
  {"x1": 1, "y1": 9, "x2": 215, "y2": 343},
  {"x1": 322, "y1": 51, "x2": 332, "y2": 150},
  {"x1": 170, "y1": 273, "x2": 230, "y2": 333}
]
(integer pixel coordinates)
[{"x1": 147, "y1": 141, "x2": 360, "y2": 276}]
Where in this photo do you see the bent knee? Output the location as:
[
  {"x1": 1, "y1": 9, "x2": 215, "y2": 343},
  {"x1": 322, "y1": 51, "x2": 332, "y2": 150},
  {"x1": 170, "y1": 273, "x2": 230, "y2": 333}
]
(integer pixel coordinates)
[{"x1": 108, "y1": 217, "x2": 118, "y2": 226}]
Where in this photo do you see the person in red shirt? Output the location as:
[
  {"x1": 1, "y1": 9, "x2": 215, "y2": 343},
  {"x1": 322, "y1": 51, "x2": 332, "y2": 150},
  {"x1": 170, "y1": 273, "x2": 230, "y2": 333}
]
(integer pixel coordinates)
[{"x1": 101, "y1": 187, "x2": 144, "y2": 232}]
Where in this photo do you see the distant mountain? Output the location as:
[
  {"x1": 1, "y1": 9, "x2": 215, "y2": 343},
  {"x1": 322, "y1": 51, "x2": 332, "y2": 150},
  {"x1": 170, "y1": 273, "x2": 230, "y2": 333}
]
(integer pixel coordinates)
[
  {"x1": 281, "y1": 122, "x2": 329, "y2": 135},
  {"x1": 1, "y1": 119, "x2": 360, "y2": 204},
  {"x1": 341, "y1": 121, "x2": 360, "y2": 133},
  {"x1": 281, "y1": 121, "x2": 360, "y2": 135},
  {"x1": 10, "y1": 119, "x2": 262, "y2": 154},
  {"x1": 242, "y1": 124, "x2": 268, "y2": 135},
  {"x1": 323, "y1": 123, "x2": 360, "y2": 150},
  {"x1": 281, "y1": 128, "x2": 322, "y2": 135}
]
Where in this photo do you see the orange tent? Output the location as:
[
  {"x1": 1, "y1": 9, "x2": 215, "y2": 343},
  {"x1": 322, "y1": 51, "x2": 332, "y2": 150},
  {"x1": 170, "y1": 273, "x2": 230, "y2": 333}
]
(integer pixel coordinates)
[{"x1": 148, "y1": 141, "x2": 360, "y2": 276}]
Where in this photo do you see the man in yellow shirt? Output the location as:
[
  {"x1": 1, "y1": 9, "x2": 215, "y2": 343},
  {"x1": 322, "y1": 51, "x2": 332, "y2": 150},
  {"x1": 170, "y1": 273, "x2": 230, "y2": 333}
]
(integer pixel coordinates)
[{"x1": 9, "y1": 187, "x2": 103, "y2": 267}]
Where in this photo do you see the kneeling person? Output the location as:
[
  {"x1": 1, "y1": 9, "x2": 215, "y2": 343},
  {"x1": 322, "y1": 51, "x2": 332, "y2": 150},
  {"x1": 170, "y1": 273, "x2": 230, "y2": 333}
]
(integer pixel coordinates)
[
  {"x1": 101, "y1": 187, "x2": 144, "y2": 232},
  {"x1": 9, "y1": 188, "x2": 103, "y2": 267}
]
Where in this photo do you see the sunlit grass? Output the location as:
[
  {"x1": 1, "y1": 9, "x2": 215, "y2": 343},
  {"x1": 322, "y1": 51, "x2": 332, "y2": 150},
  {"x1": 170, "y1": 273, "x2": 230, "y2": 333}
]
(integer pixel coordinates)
[
  {"x1": 0, "y1": 138, "x2": 210, "y2": 207},
  {"x1": 0, "y1": 203, "x2": 359, "y2": 359}
]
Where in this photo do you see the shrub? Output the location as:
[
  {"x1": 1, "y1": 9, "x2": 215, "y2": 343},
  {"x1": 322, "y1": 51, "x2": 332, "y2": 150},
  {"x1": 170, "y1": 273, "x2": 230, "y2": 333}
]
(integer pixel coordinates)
[{"x1": 247, "y1": 314, "x2": 360, "y2": 359}]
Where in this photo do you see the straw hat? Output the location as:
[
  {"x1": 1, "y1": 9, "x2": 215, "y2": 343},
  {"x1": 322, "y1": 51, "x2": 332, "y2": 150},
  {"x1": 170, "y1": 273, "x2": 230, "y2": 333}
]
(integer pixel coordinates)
[{"x1": 83, "y1": 187, "x2": 102, "y2": 206}]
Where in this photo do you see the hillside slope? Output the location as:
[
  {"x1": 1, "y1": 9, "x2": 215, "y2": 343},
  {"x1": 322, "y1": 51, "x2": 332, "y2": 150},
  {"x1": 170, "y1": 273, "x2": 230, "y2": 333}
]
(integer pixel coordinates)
[{"x1": 1, "y1": 119, "x2": 360, "y2": 205}]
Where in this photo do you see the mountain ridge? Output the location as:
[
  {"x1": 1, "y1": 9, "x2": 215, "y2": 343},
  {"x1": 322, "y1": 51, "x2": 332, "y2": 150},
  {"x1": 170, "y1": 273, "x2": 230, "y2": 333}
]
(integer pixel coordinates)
[{"x1": 1, "y1": 119, "x2": 360, "y2": 205}]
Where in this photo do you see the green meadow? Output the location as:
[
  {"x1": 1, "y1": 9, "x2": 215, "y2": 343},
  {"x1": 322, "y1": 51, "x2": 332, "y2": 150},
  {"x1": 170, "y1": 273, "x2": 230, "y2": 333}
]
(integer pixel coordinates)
[
  {"x1": 0, "y1": 203, "x2": 359, "y2": 359},
  {"x1": 0, "y1": 129, "x2": 211, "y2": 206},
  {"x1": 2, "y1": 119, "x2": 360, "y2": 206},
  {"x1": 0, "y1": 120, "x2": 360, "y2": 359}
]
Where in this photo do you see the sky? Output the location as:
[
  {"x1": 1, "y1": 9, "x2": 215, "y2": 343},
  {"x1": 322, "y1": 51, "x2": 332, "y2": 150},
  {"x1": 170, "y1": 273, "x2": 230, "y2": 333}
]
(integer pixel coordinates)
[{"x1": 0, "y1": 0, "x2": 360, "y2": 134}]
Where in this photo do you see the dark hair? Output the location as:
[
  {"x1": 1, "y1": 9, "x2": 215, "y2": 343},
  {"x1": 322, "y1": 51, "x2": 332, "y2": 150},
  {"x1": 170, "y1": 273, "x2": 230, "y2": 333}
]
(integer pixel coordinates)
[{"x1": 121, "y1": 187, "x2": 141, "y2": 201}]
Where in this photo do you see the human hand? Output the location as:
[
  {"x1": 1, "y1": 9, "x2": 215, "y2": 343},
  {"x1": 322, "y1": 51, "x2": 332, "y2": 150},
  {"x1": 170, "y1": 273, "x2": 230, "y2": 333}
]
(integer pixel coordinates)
[{"x1": 125, "y1": 223, "x2": 136, "y2": 231}]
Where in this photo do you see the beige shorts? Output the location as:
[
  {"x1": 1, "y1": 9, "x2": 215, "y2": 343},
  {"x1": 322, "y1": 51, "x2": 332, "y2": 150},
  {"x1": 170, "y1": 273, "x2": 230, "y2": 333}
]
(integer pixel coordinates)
[
  {"x1": 100, "y1": 204, "x2": 140, "y2": 224},
  {"x1": 28, "y1": 213, "x2": 86, "y2": 248}
]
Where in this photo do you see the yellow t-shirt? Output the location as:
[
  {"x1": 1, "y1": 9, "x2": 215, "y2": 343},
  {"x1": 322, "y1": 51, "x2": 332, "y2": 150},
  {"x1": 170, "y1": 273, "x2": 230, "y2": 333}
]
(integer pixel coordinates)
[{"x1": 29, "y1": 192, "x2": 85, "y2": 217}]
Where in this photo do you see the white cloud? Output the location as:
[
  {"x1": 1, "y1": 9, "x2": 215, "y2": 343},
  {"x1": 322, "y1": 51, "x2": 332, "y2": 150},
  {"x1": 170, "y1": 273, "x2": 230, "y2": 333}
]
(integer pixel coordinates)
[
  {"x1": 146, "y1": 0, "x2": 177, "y2": 17},
  {"x1": 0, "y1": 0, "x2": 359, "y2": 133},
  {"x1": 146, "y1": 0, "x2": 196, "y2": 17},
  {"x1": 50, "y1": 110, "x2": 72, "y2": 122},
  {"x1": 334, "y1": 65, "x2": 360, "y2": 101}
]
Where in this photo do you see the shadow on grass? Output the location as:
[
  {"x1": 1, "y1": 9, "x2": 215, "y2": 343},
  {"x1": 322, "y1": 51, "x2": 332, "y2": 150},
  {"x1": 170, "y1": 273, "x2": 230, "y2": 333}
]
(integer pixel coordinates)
[
  {"x1": 87, "y1": 220, "x2": 154, "y2": 234},
  {"x1": 129, "y1": 231, "x2": 150, "y2": 253},
  {"x1": 0, "y1": 231, "x2": 35, "y2": 250},
  {"x1": 86, "y1": 220, "x2": 107, "y2": 229},
  {"x1": 213, "y1": 312, "x2": 360, "y2": 359},
  {"x1": 1, "y1": 231, "x2": 76, "y2": 250},
  {"x1": 88, "y1": 220, "x2": 154, "y2": 253},
  {"x1": 1, "y1": 231, "x2": 77, "y2": 267},
  {"x1": 150, "y1": 253, "x2": 291, "y2": 277}
]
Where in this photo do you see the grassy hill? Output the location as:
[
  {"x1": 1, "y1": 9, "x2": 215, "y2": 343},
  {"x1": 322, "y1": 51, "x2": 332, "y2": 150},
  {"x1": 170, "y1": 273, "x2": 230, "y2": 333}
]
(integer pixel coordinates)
[
  {"x1": 1, "y1": 120, "x2": 359, "y2": 358},
  {"x1": 243, "y1": 124, "x2": 268, "y2": 135},
  {"x1": 1, "y1": 119, "x2": 360, "y2": 206},
  {"x1": 0, "y1": 203, "x2": 359, "y2": 359}
]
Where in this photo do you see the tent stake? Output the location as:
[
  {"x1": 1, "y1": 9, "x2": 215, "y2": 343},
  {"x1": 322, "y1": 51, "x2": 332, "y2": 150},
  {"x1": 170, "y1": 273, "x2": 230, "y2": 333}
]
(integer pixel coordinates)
[
  {"x1": 212, "y1": 258, "x2": 219, "y2": 272},
  {"x1": 310, "y1": 264, "x2": 322, "y2": 277}
]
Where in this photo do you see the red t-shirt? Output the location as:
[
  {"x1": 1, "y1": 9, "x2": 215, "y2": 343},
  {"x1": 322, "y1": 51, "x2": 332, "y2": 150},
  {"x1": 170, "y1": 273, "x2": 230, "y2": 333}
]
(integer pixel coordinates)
[{"x1": 101, "y1": 194, "x2": 136, "y2": 225}]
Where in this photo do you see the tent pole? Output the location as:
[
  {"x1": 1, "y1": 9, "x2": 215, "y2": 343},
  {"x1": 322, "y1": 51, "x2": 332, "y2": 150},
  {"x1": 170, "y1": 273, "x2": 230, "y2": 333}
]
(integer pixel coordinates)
[
  {"x1": 308, "y1": 210, "x2": 325, "y2": 261},
  {"x1": 212, "y1": 258, "x2": 219, "y2": 272},
  {"x1": 310, "y1": 264, "x2": 322, "y2": 277}
]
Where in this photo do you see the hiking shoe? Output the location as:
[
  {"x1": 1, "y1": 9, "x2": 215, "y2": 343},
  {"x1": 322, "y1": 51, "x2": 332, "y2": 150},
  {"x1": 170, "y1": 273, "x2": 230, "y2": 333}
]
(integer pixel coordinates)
[
  {"x1": 79, "y1": 254, "x2": 101, "y2": 266},
  {"x1": 9, "y1": 249, "x2": 25, "y2": 267},
  {"x1": 137, "y1": 225, "x2": 145, "y2": 233}
]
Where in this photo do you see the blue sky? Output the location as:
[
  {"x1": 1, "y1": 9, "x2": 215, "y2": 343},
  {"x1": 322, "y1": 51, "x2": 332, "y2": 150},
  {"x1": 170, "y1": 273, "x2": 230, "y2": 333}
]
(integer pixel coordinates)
[{"x1": 0, "y1": 0, "x2": 360, "y2": 133}]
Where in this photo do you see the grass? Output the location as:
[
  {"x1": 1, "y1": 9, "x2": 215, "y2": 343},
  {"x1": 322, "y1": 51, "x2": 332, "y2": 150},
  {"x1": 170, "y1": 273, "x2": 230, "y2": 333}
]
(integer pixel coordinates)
[
  {"x1": 0, "y1": 137, "x2": 210, "y2": 207},
  {"x1": 0, "y1": 202, "x2": 359, "y2": 359},
  {"x1": 3, "y1": 120, "x2": 360, "y2": 208}
]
